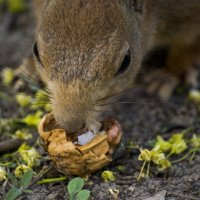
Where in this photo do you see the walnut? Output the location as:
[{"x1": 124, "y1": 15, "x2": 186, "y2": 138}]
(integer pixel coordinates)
[{"x1": 38, "y1": 113, "x2": 122, "y2": 176}]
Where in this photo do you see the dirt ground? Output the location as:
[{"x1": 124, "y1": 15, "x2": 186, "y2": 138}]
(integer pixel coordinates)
[{"x1": 0, "y1": 2, "x2": 200, "y2": 200}]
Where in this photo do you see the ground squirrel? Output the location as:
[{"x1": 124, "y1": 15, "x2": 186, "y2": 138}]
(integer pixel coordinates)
[{"x1": 29, "y1": 0, "x2": 200, "y2": 134}]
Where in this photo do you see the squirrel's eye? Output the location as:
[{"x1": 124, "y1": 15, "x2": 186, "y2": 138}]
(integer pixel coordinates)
[
  {"x1": 115, "y1": 49, "x2": 131, "y2": 76},
  {"x1": 33, "y1": 42, "x2": 42, "y2": 65}
]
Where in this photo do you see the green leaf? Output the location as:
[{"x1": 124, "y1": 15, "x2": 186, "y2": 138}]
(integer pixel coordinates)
[
  {"x1": 19, "y1": 169, "x2": 33, "y2": 188},
  {"x1": 67, "y1": 177, "x2": 84, "y2": 196},
  {"x1": 8, "y1": 174, "x2": 19, "y2": 188},
  {"x1": 76, "y1": 190, "x2": 90, "y2": 200},
  {"x1": 6, "y1": 187, "x2": 22, "y2": 200}
]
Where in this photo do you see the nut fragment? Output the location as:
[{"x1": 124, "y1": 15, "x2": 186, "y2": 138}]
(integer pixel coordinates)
[{"x1": 38, "y1": 113, "x2": 122, "y2": 176}]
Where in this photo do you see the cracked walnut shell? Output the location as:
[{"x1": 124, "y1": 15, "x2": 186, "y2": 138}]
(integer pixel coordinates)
[{"x1": 38, "y1": 113, "x2": 122, "y2": 176}]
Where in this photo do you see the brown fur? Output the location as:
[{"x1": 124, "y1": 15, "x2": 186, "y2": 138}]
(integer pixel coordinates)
[{"x1": 32, "y1": 0, "x2": 200, "y2": 133}]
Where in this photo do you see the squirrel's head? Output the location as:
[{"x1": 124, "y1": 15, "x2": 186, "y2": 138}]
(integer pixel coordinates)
[{"x1": 34, "y1": 0, "x2": 145, "y2": 134}]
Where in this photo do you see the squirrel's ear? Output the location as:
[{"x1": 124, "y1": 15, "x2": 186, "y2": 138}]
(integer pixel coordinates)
[{"x1": 129, "y1": 0, "x2": 145, "y2": 13}]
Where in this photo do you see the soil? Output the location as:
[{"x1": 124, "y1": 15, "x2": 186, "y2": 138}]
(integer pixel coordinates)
[{"x1": 0, "y1": 2, "x2": 200, "y2": 200}]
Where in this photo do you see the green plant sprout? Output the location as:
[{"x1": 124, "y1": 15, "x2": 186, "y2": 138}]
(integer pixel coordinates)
[
  {"x1": 16, "y1": 93, "x2": 32, "y2": 108},
  {"x1": 37, "y1": 177, "x2": 67, "y2": 184},
  {"x1": 137, "y1": 132, "x2": 200, "y2": 181},
  {"x1": 0, "y1": 142, "x2": 41, "y2": 179},
  {"x1": 101, "y1": 170, "x2": 116, "y2": 182},
  {"x1": 6, "y1": 169, "x2": 33, "y2": 200},
  {"x1": 117, "y1": 165, "x2": 125, "y2": 172},
  {"x1": 167, "y1": 133, "x2": 187, "y2": 156},
  {"x1": 18, "y1": 143, "x2": 41, "y2": 168},
  {"x1": 22, "y1": 110, "x2": 43, "y2": 127},
  {"x1": 1, "y1": 68, "x2": 15, "y2": 86},
  {"x1": 188, "y1": 89, "x2": 200, "y2": 106},
  {"x1": 67, "y1": 177, "x2": 90, "y2": 200},
  {"x1": 0, "y1": 166, "x2": 7, "y2": 181},
  {"x1": 0, "y1": 0, "x2": 26, "y2": 13},
  {"x1": 0, "y1": 67, "x2": 62, "y2": 197},
  {"x1": 137, "y1": 148, "x2": 171, "y2": 181},
  {"x1": 13, "y1": 129, "x2": 32, "y2": 140}
]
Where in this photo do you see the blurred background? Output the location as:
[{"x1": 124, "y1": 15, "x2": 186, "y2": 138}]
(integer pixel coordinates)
[{"x1": 0, "y1": 0, "x2": 34, "y2": 67}]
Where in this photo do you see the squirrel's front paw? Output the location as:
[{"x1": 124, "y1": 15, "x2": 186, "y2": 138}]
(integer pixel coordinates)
[{"x1": 144, "y1": 69, "x2": 179, "y2": 99}]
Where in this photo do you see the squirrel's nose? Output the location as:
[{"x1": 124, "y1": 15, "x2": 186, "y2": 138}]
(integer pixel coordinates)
[
  {"x1": 65, "y1": 121, "x2": 86, "y2": 135},
  {"x1": 55, "y1": 114, "x2": 86, "y2": 135}
]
